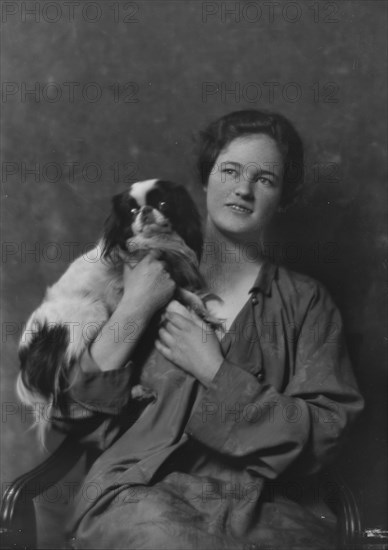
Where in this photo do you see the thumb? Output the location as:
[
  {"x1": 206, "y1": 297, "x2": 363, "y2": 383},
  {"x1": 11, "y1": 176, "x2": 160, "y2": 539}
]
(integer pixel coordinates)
[{"x1": 147, "y1": 248, "x2": 162, "y2": 261}]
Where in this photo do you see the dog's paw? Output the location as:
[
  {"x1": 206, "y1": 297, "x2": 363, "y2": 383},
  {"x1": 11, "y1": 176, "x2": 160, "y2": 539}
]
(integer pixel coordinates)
[
  {"x1": 177, "y1": 288, "x2": 224, "y2": 330},
  {"x1": 130, "y1": 384, "x2": 157, "y2": 402},
  {"x1": 201, "y1": 313, "x2": 225, "y2": 331}
]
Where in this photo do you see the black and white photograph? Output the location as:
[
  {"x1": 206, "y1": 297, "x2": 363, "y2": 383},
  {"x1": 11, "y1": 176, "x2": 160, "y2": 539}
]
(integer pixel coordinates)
[{"x1": 1, "y1": 1, "x2": 387, "y2": 549}]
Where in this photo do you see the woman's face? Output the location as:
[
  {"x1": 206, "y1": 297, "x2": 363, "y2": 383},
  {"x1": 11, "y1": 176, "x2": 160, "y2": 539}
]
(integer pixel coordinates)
[{"x1": 205, "y1": 134, "x2": 284, "y2": 242}]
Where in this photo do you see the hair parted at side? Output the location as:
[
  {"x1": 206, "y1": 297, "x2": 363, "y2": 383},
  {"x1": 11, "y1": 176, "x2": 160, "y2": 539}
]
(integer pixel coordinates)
[{"x1": 196, "y1": 109, "x2": 304, "y2": 208}]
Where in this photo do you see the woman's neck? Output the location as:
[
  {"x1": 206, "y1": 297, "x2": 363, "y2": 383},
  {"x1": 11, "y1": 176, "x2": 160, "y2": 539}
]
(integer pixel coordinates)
[{"x1": 200, "y1": 221, "x2": 264, "y2": 292}]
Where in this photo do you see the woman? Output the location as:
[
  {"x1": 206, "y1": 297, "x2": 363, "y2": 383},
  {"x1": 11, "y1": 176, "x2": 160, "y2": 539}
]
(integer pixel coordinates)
[{"x1": 46, "y1": 110, "x2": 364, "y2": 549}]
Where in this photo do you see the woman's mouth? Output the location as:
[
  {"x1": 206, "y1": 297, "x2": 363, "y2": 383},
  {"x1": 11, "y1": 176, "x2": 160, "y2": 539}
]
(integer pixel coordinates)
[{"x1": 227, "y1": 203, "x2": 253, "y2": 214}]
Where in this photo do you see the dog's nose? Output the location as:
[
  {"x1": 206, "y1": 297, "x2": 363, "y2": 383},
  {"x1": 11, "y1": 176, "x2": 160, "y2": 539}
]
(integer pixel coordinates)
[
  {"x1": 140, "y1": 205, "x2": 154, "y2": 223},
  {"x1": 141, "y1": 206, "x2": 153, "y2": 215}
]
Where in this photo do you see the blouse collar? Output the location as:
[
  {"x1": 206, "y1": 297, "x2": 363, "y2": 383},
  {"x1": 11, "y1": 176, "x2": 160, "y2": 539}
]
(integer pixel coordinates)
[{"x1": 248, "y1": 259, "x2": 278, "y2": 297}]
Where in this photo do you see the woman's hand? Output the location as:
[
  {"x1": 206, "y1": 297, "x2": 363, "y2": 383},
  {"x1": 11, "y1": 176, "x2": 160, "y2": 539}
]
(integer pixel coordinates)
[
  {"x1": 85, "y1": 252, "x2": 176, "y2": 373},
  {"x1": 122, "y1": 251, "x2": 176, "y2": 318},
  {"x1": 155, "y1": 300, "x2": 224, "y2": 388}
]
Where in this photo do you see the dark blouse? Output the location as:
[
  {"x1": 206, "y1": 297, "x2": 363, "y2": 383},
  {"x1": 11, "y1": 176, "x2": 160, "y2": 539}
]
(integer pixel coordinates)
[{"x1": 47, "y1": 260, "x2": 364, "y2": 549}]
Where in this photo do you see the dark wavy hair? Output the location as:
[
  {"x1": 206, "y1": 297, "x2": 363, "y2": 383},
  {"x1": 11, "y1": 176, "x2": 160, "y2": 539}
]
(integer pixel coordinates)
[{"x1": 196, "y1": 109, "x2": 304, "y2": 208}]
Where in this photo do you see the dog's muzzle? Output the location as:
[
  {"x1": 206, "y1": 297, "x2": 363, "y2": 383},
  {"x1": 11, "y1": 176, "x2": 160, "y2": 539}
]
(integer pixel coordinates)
[
  {"x1": 132, "y1": 206, "x2": 171, "y2": 235},
  {"x1": 140, "y1": 206, "x2": 154, "y2": 224}
]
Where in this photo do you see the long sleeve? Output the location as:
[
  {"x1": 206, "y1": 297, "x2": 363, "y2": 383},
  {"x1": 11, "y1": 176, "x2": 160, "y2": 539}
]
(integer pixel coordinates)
[
  {"x1": 184, "y1": 272, "x2": 364, "y2": 479},
  {"x1": 43, "y1": 352, "x2": 144, "y2": 452}
]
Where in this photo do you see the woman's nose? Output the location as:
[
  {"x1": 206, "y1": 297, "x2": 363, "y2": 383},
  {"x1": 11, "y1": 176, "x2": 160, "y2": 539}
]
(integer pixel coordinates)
[{"x1": 234, "y1": 175, "x2": 255, "y2": 199}]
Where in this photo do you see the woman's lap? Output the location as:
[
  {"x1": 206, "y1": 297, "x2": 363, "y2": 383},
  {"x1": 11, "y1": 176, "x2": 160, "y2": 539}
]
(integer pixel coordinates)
[{"x1": 70, "y1": 472, "x2": 336, "y2": 550}]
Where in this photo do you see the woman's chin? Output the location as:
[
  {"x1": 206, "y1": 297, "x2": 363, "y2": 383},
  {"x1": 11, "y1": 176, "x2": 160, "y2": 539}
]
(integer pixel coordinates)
[{"x1": 214, "y1": 223, "x2": 263, "y2": 244}]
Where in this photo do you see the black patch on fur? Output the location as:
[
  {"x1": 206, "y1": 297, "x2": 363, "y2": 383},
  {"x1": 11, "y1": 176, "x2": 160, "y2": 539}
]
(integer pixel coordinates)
[
  {"x1": 19, "y1": 323, "x2": 71, "y2": 409},
  {"x1": 148, "y1": 180, "x2": 203, "y2": 261},
  {"x1": 102, "y1": 180, "x2": 203, "y2": 262},
  {"x1": 102, "y1": 193, "x2": 139, "y2": 259}
]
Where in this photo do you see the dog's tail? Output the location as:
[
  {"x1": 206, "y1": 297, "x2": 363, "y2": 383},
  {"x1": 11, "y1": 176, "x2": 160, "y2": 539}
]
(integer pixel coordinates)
[
  {"x1": 16, "y1": 371, "x2": 55, "y2": 448},
  {"x1": 17, "y1": 322, "x2": 74, "y2": 447},
  {"x1": 18, "y1": 322, "x2": 73, "y2": 411}
]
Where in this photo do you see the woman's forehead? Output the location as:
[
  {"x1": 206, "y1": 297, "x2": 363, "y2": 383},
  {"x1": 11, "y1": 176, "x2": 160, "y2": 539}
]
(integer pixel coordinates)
[
  {"x1": 218, "y1": 135, "x2": 283, "y2": 171},
  {"x1": 221, "y1": 134, "x2": 281, "y2": 157}
]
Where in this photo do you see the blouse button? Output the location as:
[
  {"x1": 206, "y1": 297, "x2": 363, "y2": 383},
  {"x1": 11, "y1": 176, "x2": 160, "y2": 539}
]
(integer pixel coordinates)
[
  {"x1": 251, "y1": 295, "x2": 258, "y2": 305},
  {"x1": 257, "y1": 372, "x2": 264, "y2": 382}
]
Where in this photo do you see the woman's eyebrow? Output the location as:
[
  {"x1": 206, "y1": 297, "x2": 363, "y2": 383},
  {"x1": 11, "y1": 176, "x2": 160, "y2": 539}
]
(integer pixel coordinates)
[
  {"x1": 221, "y1": 160, "x2": 242, "y2": 168},
  {"x1": 222, "y1": 161, "x2": 280, "y2": 181}
]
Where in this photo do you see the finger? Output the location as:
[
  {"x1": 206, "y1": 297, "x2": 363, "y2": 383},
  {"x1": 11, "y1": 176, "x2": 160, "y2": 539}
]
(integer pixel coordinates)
[
  {"x1": 147, "y1": 249, "x2": 162, "y2": 261},
  {"x1": 165, "y1": 300, "x2": 191, "y2": 318},
  {"x1": 155, "y1": 339, "x2": 173, "y2": 360},
  {"x1": 163, "y1": 312, "x2": 188, "y2": 331},
  {"x1": 167, "y1": 307, "x2": 197, "y2": 330},
  {"x1": 137, "y1": 250, "x2": 157, "y2": 266},
  {"x1": 117, "y1": 248, "x2": 128, "y2": 262},
  {"x1": 155, "y1": 272, "x2": 176, "y2": 295},
  {"x1": 188, "y1": 311, "x2": 205, "y2": 329},
  {"x1": 159, "y1": 311, "x2": 167, "y2": 324},
  {"x1": 158, "y1": 326, "x2": 176, "y2": 345}
]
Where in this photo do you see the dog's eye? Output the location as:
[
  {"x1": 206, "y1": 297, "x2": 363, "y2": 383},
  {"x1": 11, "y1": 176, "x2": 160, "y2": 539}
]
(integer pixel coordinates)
[
  {"x1": 131, "y1": 207, "x2": 139, "y2": 215},
  {"x1": 158, "y1": 201, "x2": 168, "y2": 212}
]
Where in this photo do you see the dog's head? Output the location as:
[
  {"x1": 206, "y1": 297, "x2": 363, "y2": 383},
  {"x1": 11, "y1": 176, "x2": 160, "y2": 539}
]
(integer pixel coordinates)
[{"x1": 103, "y1": 179, "x2": 203, "y2": 260}]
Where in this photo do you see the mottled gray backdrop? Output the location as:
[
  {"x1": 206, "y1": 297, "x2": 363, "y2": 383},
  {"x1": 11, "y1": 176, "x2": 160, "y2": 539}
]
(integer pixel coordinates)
[{"x1": 1, "y1": 0, "x2": 387, "y2": 529}]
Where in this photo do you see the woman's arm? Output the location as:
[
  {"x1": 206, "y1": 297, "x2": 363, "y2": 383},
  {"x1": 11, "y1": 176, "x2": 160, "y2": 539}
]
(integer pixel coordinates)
[
  {"x1": 59, "y1": 252, "x2": 175, "y2": 411},
  {"x1": 156, "y1": 300, "x2": 223, "y2": 387},
  {"x1": 158, "y1": 285, "x2": 364, "y2": 479},
  {"x1": 82, "y1": 252, "x2": 176, "y2": 373},
  {"x1": 37, "y1": 254, "x2": 176, "y2": 448}
]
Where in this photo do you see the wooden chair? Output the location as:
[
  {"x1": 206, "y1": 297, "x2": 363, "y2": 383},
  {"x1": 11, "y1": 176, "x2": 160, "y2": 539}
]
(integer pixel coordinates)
[{"x1": 0, "y1": 435, "x2": 364, "y2": 550}]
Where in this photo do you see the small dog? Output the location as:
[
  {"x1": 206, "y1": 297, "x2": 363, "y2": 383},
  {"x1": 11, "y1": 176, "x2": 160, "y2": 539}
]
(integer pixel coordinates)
[{"x1": 17, "y1": 179, "x2": 219, "y2": 412}]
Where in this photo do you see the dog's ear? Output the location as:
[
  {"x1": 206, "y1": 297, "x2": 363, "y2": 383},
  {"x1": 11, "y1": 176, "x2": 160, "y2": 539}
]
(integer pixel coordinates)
[
  {"x1": 169, "y1": 185, "x2": 203, "y2": 262},
  {"x1": 111, "y1": 193, "x2": 128, "y2": 215},
  {"x1": 102, "y1": 193, "x2": 131, "y2": 258}
]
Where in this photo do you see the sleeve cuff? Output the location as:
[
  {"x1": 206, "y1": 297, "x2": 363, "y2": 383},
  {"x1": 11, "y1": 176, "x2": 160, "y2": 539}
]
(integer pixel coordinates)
[
  {"x1": 184, "y1": 359, "x2": 264, "y2": 451},
  {"x1": 68, "y1": 351, "x2": 134, "y2": 415}
]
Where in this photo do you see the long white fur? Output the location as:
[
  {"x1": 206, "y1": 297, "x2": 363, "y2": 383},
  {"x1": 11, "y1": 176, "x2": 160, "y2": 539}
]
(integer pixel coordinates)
[
  {"x1": 17, "y1": 180, "x2": 158, "y2": 411},
  {"x1": 17, "y1": 179, "x2": 220, "y2": 426},
  {"x1": 17, "y1": 239, "x2": 122, "y2": 411}
]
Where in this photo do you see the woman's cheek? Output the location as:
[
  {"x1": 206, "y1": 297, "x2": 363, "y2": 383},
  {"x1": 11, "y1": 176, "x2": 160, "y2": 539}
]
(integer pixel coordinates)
[
  {"x1": 259, "y1": 187, "x2": 282, "y2": 213},
  {"x1": 206, "y1": 186, "x2": 225, "y2": 218}
]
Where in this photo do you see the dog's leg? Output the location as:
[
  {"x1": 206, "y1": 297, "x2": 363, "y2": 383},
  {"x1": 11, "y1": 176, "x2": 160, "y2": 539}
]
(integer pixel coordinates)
[{"x1": 176, "y1": 288, "x2": 224, "y2": 329}]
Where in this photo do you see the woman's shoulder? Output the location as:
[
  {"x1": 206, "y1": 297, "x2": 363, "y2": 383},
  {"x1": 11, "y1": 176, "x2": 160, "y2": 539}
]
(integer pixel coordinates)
[
  {"x1": 270, "y1": 262, "x2": 339, "y2": 313},
  {"x1": 275, "y1": 263, "x2": 323, "y2": 290}
]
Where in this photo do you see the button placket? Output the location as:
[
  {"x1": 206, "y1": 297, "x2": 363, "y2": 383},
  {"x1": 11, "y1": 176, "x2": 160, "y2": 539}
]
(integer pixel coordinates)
[
  {"x1": 251, "y1": 295, "x2": 258, "y2": 306},
  {"x1": 251, "y1": 292, "x2": 265, "y2": 382}
]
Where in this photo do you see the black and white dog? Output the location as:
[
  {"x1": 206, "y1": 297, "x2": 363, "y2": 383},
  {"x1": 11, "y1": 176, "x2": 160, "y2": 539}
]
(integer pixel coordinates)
[{"x1": 17, "y1": 179, "x2": 218, "y2": 411}]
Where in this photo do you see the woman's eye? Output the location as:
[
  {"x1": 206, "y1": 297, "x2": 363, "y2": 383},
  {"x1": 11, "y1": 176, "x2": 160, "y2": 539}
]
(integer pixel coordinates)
[
  {"x1": 257, "y1": 177, "x2": 273, "y2": 186},
  {"x1": 158, "y1": 201, "x2": 168, "y2": 212},
  {"x1": 222, "y1": 168, "x2": 237, "y2": 176}
]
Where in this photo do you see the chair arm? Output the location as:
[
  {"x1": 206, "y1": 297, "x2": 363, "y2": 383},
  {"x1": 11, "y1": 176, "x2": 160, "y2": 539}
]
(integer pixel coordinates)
[
  {"x1": 0, "y1": 436, "x2": 84, "y2": 550},
  {"x1": 0, "y1": 443, "x2": 365, "y2": 550},
  {"x1": 320, "y1": 468, "x2": 363, "y2": 549}
]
